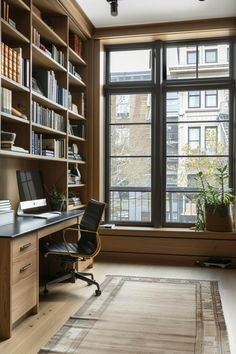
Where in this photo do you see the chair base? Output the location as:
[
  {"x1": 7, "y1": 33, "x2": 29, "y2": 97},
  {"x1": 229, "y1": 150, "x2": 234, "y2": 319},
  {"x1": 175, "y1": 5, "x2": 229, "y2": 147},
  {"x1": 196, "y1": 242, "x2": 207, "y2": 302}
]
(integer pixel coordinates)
[{"x1": 43, "y1": 270, "x2": 101, "y2": 296}]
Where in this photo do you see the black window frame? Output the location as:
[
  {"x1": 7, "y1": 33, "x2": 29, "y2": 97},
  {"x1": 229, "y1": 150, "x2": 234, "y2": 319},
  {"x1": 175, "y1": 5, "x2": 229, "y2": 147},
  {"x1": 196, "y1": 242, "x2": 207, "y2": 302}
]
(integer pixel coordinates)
[{"x1": 105, "y1": 37, "x2": 235, "y2": 228}]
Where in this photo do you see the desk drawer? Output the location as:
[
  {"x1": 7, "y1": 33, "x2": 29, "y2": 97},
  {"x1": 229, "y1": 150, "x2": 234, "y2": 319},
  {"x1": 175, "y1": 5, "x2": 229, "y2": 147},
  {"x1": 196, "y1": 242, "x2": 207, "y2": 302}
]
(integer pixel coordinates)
[
  {"x1": 12, "y1": 273, "x2": 37, "y2": 323},
  {"x1": 12, "y1": 251, "x2": 37, "y2": 284},
  {"x1": 12, "y1": 233, "x2": 36, "y2": 259}
]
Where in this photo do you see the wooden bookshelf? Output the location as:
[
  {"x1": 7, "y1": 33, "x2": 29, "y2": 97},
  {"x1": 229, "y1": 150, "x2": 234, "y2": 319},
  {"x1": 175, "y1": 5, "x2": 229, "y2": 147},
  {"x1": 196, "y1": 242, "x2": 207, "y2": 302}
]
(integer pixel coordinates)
[
  {"x1": 0, "y1": 0, "x2": 90, "y2": 212},
  {"x1": 32, "y1": 44, "x2": 67, "y2": 72}
]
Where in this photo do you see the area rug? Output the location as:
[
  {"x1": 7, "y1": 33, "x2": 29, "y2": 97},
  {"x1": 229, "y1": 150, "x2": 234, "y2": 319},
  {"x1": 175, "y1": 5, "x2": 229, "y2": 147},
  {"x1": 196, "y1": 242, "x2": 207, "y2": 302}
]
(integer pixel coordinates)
[{"x1": 39, "y1": 276, "x2": 230, "y2": 354}]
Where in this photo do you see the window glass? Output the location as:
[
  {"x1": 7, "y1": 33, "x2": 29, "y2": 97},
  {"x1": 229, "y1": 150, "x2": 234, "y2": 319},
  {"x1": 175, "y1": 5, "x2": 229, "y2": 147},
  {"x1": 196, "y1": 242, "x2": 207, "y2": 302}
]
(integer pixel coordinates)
[
  {"x1": 188, "y1": 91, "x2": 201, "y2": 108},
  {"x1": 188, "y1": 127, "x2": 200, "y2": 149},
  {"x1": 110, "y1": 49, "x2": 152, "y2": 82},
  {"x1": 198, "y1": 44, "x2": 229, "y2": 78},
  {"x1": 166, "y1": 46, "x2": 197, "y2": 79},
  {"x1": 111, "y1": 125, "x2": 151, "y2": 156},
  {"x1": 205, "y1": 90, "x2": 218, "y2": 107},
  {"x1": 110, "y1": 191, "x2": 151, "y2": 222},
  {"x1": 205, "y1": 49, "x2": 217, "y2": 63},
  {"x1": 187, "y1": 51, "x2": 197, "y2": 64},
  {"x1": 110, "y1": 157, "x2": 151, "y2": 187},
  {"x1": 110, "y1": 94, "x2": 151, "y2": 123}
]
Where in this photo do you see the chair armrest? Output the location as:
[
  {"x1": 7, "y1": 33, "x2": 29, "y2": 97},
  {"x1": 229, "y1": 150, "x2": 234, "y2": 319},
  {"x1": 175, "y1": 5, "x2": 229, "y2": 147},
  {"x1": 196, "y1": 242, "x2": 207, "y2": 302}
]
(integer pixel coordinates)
[{"x1": 62, "y1": 226, "x2": 81, "y2": 257}]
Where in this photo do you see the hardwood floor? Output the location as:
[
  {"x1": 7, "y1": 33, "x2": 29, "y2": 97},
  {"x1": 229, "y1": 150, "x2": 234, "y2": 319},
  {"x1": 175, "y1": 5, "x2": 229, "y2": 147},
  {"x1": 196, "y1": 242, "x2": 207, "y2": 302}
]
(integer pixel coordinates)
[{"x1": 0, "y1": 261, "x2": 235, "y2": 354}]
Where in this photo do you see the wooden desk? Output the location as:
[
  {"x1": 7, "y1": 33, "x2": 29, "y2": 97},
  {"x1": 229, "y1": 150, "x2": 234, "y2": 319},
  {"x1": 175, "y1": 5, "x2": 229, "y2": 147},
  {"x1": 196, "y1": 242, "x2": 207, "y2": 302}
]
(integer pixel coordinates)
[{"x1": 0, "y1": 210, "x2": 83, "y2": 339}]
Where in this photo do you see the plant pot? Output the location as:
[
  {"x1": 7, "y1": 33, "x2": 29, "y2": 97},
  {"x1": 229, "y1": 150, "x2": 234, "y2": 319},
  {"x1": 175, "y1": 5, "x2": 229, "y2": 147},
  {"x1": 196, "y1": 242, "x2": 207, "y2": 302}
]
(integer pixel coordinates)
[
  {"x1": 205, "y1": 204, "x2": 233, "y2": 232},
  {"x1": 50, "y1": 199, "x2": 65, "y2": 212}
]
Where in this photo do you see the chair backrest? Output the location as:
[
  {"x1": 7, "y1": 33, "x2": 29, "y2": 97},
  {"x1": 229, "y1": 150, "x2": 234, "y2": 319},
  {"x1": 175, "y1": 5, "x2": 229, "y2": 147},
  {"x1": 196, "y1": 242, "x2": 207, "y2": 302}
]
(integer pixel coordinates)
[
  {"x1": 78, "y1": 199, "x2": 106, "y2": 255},
  {"x1": 80, "y1": 199, "x2": 106, "y2": 233}
]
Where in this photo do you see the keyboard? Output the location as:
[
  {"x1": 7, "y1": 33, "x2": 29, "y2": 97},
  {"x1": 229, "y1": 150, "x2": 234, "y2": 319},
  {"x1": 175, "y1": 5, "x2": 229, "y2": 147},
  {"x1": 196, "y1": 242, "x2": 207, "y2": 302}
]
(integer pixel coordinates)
[{"x1": 33, "y1": 212, "x2": 61, "y2": 219}]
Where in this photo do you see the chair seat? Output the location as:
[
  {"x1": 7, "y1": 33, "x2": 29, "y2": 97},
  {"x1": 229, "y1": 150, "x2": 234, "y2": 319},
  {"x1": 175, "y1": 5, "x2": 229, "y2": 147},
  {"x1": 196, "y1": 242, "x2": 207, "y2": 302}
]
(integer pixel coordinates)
[{"x1": 43, "y1": 241, "x2": 96, "y2": 256}]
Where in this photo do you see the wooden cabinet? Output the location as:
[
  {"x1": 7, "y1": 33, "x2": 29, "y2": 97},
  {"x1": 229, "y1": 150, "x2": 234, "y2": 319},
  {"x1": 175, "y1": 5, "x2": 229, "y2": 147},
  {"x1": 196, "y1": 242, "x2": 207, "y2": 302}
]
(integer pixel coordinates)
[
  {"x1": 0, "y1": 0, "x2": 91, "y2": 211},
  {"x1": 0, "y1": 232, "x2": 37, "y2": 338}
]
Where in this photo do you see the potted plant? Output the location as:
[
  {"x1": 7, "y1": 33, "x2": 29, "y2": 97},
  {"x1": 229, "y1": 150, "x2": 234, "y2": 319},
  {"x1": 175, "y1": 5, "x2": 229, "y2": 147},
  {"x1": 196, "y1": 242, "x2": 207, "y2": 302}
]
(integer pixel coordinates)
[
  {"x1": 195, "y1": 165, "x2": 235, "y2": 231},
  {"x1": 46, "y1": 186, "x2": 67, "y2": 212}
]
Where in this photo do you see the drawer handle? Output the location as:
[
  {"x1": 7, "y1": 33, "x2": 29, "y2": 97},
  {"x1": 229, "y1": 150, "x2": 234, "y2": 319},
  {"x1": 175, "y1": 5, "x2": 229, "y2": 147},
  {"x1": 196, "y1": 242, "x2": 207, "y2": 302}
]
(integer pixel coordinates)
[
  {"x1": 20, "y1": 243, "x2": 32, "y2": 251},
  {"x1": 20, "y1": 263, "x2": 32, "y2": 272}
]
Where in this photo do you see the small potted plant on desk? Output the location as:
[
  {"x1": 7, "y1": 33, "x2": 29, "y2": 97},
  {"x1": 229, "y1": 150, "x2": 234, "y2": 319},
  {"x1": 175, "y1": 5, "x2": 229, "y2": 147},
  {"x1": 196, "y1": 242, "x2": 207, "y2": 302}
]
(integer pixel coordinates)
[
  {"x1": 196, "y1": 165, "x2": 235, "y2": 232},
  {"x1": 46, "y1": 186, "x2": 67, "y2": 212}
]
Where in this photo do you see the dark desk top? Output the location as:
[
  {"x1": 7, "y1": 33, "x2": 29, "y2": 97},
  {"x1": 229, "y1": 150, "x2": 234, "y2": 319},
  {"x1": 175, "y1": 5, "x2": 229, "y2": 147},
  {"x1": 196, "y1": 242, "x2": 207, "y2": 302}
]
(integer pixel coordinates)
[{"x1": 0, "y1": 210, "x2": 84, "y2": 238}]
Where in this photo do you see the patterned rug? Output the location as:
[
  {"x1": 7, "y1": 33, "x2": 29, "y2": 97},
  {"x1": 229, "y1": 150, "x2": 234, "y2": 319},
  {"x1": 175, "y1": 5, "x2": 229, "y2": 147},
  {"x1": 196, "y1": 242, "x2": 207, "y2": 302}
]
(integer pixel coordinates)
[{"x1": 39, "y1": 276, "x2": 230, "y2": 354}]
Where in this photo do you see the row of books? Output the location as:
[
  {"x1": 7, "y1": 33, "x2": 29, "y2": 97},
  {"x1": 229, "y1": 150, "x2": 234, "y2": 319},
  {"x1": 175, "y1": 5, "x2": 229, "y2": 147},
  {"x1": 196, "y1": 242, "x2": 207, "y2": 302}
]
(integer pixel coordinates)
[
  {"x1": 69, "y1": 62, "x2": 82, "y2": 80},
  {"x1": 0, "y1": 199, "x2": 14, "y2": 226},
  {"x1": 1, "y1": 43, "x2": 29, "y2": 87},
  {"x1": 32, "y1": 27, "x2": 65, "y2": 67},
  {"x1": 69, "y1": 33, "x2": 83, "y2": 57},
  {"x1": 1, "y1": 1, "x2": 16, "y2": 29},
  {"x1": 33, "y1": 70, "x2": 68, "y2": 107},
  {"x1": 32, "y1": 132, "x2": 65, "y2": 158},
  {"x1": 1, "y1": 87, "x2": 12, "y2": 114},
  {"x1": 32, "y1": 101, "x2": 66, "y2": 132}
]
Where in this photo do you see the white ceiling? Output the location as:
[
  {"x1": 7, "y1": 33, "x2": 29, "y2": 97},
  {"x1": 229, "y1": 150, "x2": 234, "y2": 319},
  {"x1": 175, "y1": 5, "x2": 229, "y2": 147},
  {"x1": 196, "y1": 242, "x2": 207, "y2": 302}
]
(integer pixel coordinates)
[{"x1": 76, "y1": 0, "x2": 236, "y2": 28}]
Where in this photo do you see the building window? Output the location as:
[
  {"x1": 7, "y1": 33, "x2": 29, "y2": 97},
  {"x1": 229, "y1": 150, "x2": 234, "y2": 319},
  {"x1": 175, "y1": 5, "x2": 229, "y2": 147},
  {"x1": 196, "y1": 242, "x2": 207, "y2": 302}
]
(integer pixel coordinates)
[
  {"x1": 187, "y1": 51, "x2": 196, "y2": 64},
  {"x1": 105, "y1": 39, "x2": 234, "y2": 227},
  {"x1": 116, "y1": 95, "x2": 130, "y2": 119},
  {"x1": 205, "y1": 90, "x2": 218, "y2": 108},
  {"x1": 188, "y1": 91, "x2": 201, "y2": 108},
  {"x1": 205, "y1": 127, "x2": 218, "y2": 154},
  {"x1": 188, "y1": 127, "x2": 200, "y2": 150},
  {"x1": 205, "y1": 49, "x2": 217, "y2": 63}
]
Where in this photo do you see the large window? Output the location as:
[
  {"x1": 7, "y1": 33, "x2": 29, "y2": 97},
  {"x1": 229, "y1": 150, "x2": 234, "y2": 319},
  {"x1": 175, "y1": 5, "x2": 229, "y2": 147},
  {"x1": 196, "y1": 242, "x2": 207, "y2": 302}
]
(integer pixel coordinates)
[{"x1": 105, "y1": 39, "x2": 234, "y2": 226}]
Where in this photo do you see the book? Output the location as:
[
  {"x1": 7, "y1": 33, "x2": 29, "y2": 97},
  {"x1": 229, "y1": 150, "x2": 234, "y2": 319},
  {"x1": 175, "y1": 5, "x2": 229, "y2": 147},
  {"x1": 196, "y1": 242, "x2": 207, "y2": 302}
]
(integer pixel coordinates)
[{"x1": 0, "y1": 210, "x2": 14, "y2": 226}]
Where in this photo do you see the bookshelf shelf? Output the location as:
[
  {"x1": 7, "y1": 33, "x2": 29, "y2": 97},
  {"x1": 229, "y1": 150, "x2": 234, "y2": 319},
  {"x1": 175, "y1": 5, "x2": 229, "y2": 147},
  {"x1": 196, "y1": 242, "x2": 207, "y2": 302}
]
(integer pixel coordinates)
[
  {"x1": 2, "y1": 76, "x2": 30, "y2": 92},
  {"x1": 69, "y1": 72, "x2": 86, "y2": 88},
  {"x1": 1, "y1": 19, "x2": 30, "y2": 44},
  {"x1": 32, "y1": 12, "x2": 67, "y2": 47},
  {"x1": 68, "y1": 110, "x2": 86, "y2": 121},
  {"x1": 67, "y1": 159, "x2": 86, "y2": 164},
  {"x1": 32, "y1": 91, "x2": 67, "y2": 111},
  {"x1": 1, "y1": 112, "x2": 29, "y2": 124},
  {"x1": 69, "y1": 47, "x2": 86, "y2": 66},
  {"x1": 68, "y1": 134, "x2": 86, "y2": 142},
  {"x1": 68, "y1": 184, "x2": 86, "y2": 188},
  {"x1": 0, "y1": 149, "x2": 67, "y2": 162},
  {"x1": 32, "y1": 44, "x2": 67, "y2": 72},
  {"x1": 67, "y1": 204, "x2": 86, "y2": 211},
  {"x1": 32, "y1": 123, "x2": 67, "y2": 136},
  {"x1": 7, "y1": 0, "x2": 30, "y2": 11}
]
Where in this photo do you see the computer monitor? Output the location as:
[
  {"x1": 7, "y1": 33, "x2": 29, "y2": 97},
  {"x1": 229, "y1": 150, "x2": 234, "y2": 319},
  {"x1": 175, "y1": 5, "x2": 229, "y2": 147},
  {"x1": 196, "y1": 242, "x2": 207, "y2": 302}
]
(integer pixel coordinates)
[{"x1": 16, "y1": 170, "x2": 47, "y2": 211}]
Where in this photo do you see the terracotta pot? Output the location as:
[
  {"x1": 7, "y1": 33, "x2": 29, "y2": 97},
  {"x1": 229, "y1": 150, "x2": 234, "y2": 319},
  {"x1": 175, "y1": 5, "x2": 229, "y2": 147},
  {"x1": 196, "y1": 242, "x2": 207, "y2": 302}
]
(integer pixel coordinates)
[{"x1": 205, "y1": 204, "x2": 233, "y2": 232}]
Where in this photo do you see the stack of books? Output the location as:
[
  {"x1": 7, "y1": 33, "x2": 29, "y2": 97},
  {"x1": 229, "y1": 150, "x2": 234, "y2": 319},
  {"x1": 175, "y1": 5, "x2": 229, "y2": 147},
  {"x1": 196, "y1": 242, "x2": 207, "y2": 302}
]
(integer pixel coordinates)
[
  {"x1": 69, "y1": 33, "x2": 83, "y2": 57},
  {"x1": 32, "y1": 132, "x2": 65, "y2": 158},
  {"x1": 68, "y1": 194, "x2": 81, "y2": 207},
  {"x1": 69, "y1": 62, "x2": 82, "y2": 80},
  {"x1": 68, "y1": 146, "x2": 82, "y2": 160},
  {"x1": 0, "y1": 200, "x2": 14, "y2": 226},
  {"x1": 68, "y1": 169, "x2": 81, "y2": 185},
  {"x1": 1, "y1": 130, "x2": 29, "y2": 153}
]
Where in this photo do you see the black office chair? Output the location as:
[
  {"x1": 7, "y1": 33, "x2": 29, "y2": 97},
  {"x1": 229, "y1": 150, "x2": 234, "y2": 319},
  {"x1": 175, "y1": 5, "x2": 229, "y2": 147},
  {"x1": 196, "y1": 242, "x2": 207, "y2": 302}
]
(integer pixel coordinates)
[{"x1": 42, "y1": 199, "x2": 106, "y2": 296}]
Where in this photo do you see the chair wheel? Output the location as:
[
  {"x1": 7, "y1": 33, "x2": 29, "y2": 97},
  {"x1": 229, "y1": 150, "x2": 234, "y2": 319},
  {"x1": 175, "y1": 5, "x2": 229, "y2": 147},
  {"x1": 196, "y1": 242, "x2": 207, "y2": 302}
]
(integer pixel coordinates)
[{"x1": 95, "y1": 289, "x2": 101, "y2": 296}]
